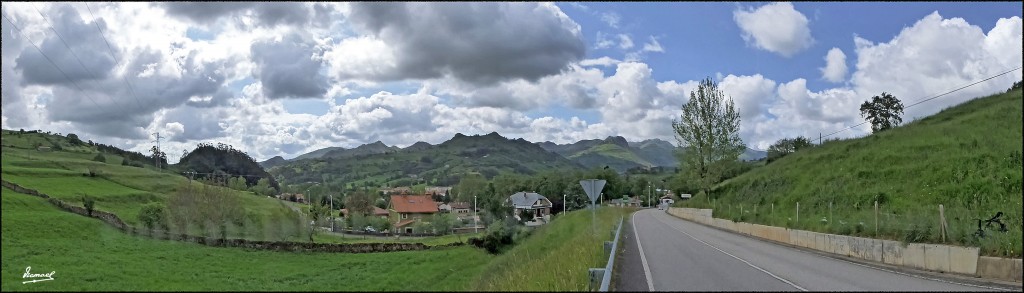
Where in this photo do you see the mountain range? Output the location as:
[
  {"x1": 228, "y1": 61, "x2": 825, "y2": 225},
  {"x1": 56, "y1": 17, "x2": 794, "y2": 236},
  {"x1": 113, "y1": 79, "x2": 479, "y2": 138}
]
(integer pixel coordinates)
[{"x1": 262, "y1": 133, "x2": 767, "y2": 185}]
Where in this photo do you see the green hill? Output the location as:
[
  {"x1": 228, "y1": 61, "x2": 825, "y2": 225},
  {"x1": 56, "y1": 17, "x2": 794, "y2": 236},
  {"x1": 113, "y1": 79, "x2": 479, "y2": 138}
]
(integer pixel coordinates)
[
  {"x1": 569, "y1": 143, "x2": 653, "y2": 171},
  {"x1": 293, "y1": 146, "x2": 346, "y2": 160},
  {"x1": 682, "y1": 89, "x2": 1023, "y2": 257}
]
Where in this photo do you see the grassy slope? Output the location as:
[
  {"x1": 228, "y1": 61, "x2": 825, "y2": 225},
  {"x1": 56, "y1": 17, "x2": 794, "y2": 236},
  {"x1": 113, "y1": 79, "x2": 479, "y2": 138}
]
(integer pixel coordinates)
[
  {"x1": 0, "y1": 145, "x2": 286, "y2": 226},
  {"x1": 570, "y1": 143, "x2": 652, "y2": 167},
  {"x1": 682, "y1": 89, "x2": 1023, "y2": 257},
  {"x1": 0, "y1": 187, "x2": 492, "y2": 291},
  {"x1": 472, "y1": 207, "x2": 630, "y2": 291}
]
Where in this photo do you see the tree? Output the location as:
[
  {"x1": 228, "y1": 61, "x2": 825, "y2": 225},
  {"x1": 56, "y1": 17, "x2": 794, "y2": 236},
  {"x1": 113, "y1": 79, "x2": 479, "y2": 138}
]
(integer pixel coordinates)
[
  {"x1": 766, "y1": 136, "x2": 814, "y2": 163},
  {"x1": 138, "y1": 202, "x2": 167, "y2": 231},
  {"x1": 81, "y1": 195, "x2": 95, "y2": 216},
  {"x1": 453, "y1": 173, "x2": 488, "y2": 203},
  {"x1": 1009, "y1": 80, "x2": 1023, "y2": 92},
  {"x1": 345, "y1": 191, "x2": 375, "y2": 217},
  {"x1": 251, "y1": 178, "x2": 273, "y2": 197},
  {"x1": 671, "y1": 77, "x2": 745, "y2": 197},
  {"x1": 307, "y1": 201, "x2": 330, "y2": 242},
  {"x1": 431, "y1": 213, "x2": 458, "y2": 235},
  {"x1": 859, "y1": 92, "x2": 904, "y2": 133},
  {"x1": 92, "y1": 153, "x2": 107, "y2": 163},
  {"x1": 67, "y1": 133, "x2": 82, "y2": 145}
]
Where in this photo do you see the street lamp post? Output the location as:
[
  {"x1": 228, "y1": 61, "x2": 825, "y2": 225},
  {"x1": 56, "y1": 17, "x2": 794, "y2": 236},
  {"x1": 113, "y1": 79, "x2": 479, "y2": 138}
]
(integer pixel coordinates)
[
  {"x1": 329, "y1": 193, "x2": 334, "y2": 232},
  {"x1": 474, "y1": 195, "x2": 478, "y2": 234}
]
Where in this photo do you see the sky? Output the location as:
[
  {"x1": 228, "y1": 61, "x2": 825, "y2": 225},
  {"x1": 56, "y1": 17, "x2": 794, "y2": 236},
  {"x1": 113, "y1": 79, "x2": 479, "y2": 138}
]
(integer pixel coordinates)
[{"x1": 1, "y1": 2, "x2": 1021, "y2": 163}]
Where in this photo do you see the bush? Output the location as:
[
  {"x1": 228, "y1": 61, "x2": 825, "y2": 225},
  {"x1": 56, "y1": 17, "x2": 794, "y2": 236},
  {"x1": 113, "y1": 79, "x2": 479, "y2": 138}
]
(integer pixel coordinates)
[
  {"x1": 138, "y1": 202, "x2": 167, "y2": 231},
  {"x1": 92, "y1": 153, "x2": 106, "y2": 163},
  {"x1": 470, "y1": 217, "x2": 528, "y2": 254},
  {"x1": 81, "y1": 195, "x2": 96, "y2": 216}
]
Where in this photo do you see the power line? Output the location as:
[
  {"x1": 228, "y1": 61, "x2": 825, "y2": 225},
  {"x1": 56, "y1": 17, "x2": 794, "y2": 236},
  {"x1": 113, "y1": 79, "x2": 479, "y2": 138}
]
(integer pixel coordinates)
[
  {"x1": 2, "y1": 12, "x2": 103, "y2": 110},
  {"x1": 904, "y1": 66, "x2": 1022, "y2": 108},
  {"x1": 817, "y1": 66, "x2": 1023, "y2": 143},
  {"x1": 83, "y1": 2, "x2": 144, "y2": 111},
  {"x1": 30, "y1": 3, "x2": 124, "y2": 109}
]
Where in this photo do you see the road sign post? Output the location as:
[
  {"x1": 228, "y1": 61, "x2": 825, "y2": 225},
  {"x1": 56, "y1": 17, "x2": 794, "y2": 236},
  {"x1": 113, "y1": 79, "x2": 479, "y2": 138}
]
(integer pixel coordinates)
[{"x1": 580, "y1": 179, "x2": 607, "y2": 236}]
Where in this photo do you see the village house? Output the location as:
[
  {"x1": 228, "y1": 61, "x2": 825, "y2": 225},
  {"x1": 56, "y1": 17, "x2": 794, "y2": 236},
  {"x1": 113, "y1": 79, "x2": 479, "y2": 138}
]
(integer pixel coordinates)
[
  {"x1": 507, "y1": 192, "x2": 552, "y2": 226},
  {"x1": 387, "y1": 194, "x2": 439, "y2": 233}
]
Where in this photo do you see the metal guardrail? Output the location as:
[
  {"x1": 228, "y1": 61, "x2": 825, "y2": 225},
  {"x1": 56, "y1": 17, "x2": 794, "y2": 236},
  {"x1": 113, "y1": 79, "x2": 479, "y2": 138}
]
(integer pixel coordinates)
[{"x1": 589, "y1": 216, "x2": 625, "y2": 291}]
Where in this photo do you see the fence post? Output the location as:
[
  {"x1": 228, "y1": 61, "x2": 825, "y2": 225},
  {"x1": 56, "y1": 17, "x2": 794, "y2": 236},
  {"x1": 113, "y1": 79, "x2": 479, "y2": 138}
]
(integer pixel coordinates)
[
  {"x1": 829, "y1": 202, "x2": 833, "y2": 227},
  {"x1": 874, "y1": 201, "x2": 878, "y2": 235},
  {"x1": 939, "y1": 204, "x2": 947, "y2": 243},
  {"x1": 796, "y1": 202, "x2": 800, "y2": 224},
  {"x1": 771, "y1": 203, "x2": 774, "y2": 225}
]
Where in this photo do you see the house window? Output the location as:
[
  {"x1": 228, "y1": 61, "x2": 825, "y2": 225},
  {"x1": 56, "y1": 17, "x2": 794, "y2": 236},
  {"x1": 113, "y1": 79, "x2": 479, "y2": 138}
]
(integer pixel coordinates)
[{"x1": 402, "y1": 213, "x2": 408, "y2": 219}]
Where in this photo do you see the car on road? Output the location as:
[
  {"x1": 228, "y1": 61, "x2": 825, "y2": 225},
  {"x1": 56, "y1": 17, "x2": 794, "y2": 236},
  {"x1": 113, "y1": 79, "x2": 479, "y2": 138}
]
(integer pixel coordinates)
[{"x1": 364, "y1": 226, "x2": 377, "y2": 233}]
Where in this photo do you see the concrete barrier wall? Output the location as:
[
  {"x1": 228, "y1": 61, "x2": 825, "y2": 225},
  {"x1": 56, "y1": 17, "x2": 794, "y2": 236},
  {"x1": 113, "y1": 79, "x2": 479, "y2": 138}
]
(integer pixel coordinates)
[
  {"x1": 881, "y1": 240, "x2": 905, "y2": 266},
  {"x1": 977, "y1": 256, "x2": 1023, "y2": 282},
  {"x1": 948, "y1": 246, "x2": 979, "y2": 275},
  {"x1": 662, "y1": 205, "x2": 1020, "y2": 283},
  {"x1": 903, "y1": 243, "x2": 927, "y2": 270},
  {"x1": 922, "y1": 244, "x2": 952, "y2": 273}
]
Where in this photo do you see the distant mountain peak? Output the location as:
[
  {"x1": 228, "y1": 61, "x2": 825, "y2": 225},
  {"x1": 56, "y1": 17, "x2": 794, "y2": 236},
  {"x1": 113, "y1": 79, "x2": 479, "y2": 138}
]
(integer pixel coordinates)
[{"x1": 603, "y1": 136, "x2": 629, "y2": 148}]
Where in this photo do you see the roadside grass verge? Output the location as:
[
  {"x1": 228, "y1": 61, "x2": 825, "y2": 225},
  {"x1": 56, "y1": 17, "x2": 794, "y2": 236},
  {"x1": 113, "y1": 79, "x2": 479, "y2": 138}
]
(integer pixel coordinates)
[
  {"x1": 1, "y1": 187, "x2": 493, "y2": 291},
  {"x1": 472, "y1": 207, "x2": 630, "y2": 291}
]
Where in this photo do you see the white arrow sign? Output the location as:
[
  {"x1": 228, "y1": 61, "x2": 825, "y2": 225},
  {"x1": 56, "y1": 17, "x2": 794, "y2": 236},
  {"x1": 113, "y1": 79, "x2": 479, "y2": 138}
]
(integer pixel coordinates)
[{"x1": 580, "y1": 179, "x2": 606, "y2": 205}]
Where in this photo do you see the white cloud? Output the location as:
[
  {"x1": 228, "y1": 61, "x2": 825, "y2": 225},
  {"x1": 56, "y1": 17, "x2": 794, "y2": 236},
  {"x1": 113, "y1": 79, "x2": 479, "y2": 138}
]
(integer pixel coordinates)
[
  {"x1": 734, "y1": 2, "x2": 814, "y2": 57},
  {"x1": 579, "y1": 57, "x2": 622, "y2": 67},
  {"x1": 820, "y1": 47, "x2": 848, "y2": 83},
  {"x1": 618, "y1": 34, "x2": 634, "y2": 49},
  {"x1": 851, "y1": 12, "x2": 1022, "y2": 121},
  {"x1": 642, "y1": 36, "x2": 664, "y2": 53},
  {"x1": 600, "y1": 12, "x2": 621, "y2": 28},
  {"x1": 595, "y1": 31, "x2": 615, "y2": 49}
]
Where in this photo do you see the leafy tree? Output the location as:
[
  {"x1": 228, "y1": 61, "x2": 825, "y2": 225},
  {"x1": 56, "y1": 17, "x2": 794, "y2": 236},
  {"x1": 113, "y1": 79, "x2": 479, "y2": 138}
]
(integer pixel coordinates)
[
  {"x1": 344, "y1": 191, "x2": 375, "y2": 216},
  {"x1": 81, "y1": 195, "x2": 95, "y2": 216},
  {"x1": 671, "y1": 77, "x2": 745, "y2": 197},
  {"x1": 228, "y1": 176, "x2": 248, "y2": 191},
  {"x1": 453, "y1": 173, "x2": 488, "y2": 203},
  {"x1": 431, "y1": 213, "x2": 459, "y2": 235},
  {"x1": 1009, "y1": 80, "x2": 1023, "y2": 92},
  {"x1": 66, "y1": 133, "x2": 82, "y2": 145},
  {"x1": 149, "y1": 145, "x2": 167, "y2": 169},
  {"x1": 307, "y1": 201, "x2": 331, "y2": 242},
  {"x1": 859, "y1": 92, "x2": 904, "y2": 133},
  {"x1": 138, "y1": 202, "x2": 167, "y2": 231},
  {"x1": 251, "y1": 178, "x2": 273, "y2": 197},
  {"x1": 766, "y1": 136, "x2": 814, "y2": 163}
]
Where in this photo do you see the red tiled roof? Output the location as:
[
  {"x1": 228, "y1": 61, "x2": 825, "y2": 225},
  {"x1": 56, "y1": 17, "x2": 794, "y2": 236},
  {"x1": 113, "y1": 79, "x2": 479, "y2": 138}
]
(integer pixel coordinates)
[{"x1": 390, "y1": 195, "x2": 439, "y2": 213}]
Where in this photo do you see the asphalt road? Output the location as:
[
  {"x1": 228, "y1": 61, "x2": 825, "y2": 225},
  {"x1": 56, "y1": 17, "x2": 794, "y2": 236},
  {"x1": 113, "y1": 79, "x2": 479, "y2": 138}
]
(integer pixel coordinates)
[{"x1": 615, "y1": 209, "x2": 1013, "y2": 291}]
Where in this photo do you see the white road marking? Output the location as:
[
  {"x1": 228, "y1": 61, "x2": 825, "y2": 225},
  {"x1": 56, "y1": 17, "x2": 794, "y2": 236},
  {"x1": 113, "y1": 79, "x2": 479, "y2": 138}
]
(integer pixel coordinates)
[
  {"x1": 632, "y1": 211, "x2": 656, "y2": 291},
  {"x1": 653, "y1": 212, "x2": 808, "y2": 291}
]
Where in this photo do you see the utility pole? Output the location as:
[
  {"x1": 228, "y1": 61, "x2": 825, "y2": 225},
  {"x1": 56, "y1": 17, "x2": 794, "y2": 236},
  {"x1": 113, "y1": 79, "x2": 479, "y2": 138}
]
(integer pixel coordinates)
[
  {"x1": 563, "y1": 194, "x2": 566, "y2": 214},
  {"x1": 152, "y1": 132, "x2": 163, "y2": 170}
]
